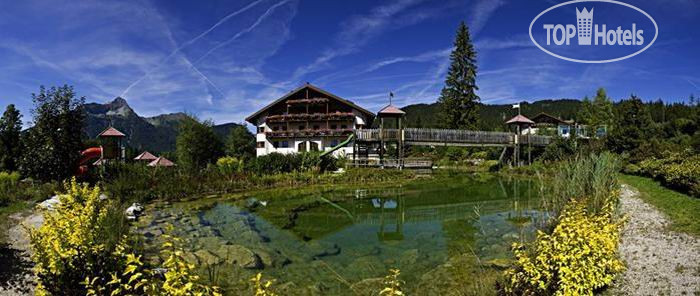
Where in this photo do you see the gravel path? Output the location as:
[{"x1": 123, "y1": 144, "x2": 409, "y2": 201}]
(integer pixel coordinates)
[
  {"x1": 0, "y1": 212, "x2": 41, "y2": 296},
  {"x1": 611, "y1": 184, "x2": 700, "y2": 295}
]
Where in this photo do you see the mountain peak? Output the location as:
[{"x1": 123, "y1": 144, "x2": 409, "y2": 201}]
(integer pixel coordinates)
[{"x1": 110, "y1": 97, "x2": 129, "y2": 107}]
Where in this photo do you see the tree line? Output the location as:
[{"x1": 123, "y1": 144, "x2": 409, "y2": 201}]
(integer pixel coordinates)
[{"x1": 0, "y1": 85, "x2": 256, "y2": 182}]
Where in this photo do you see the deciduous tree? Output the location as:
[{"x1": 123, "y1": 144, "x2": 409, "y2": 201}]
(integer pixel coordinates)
[
  {"x1": 176, "y1": 116, "x2": 223, "y2": 171},
  {"x1": 20, "y1": 85, "x2": 85, "y2": 181}
]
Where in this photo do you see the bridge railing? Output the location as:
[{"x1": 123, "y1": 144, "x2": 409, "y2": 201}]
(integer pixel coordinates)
[
  {"x1": 404, "y1": 128, "x2": 513, "y2": 145},
  {"x1": 355, "y1": 128, "x2": 552, "y2": 146},
  {"x1": 518, "y1": 134, "x2": 552, "y2": 145}
]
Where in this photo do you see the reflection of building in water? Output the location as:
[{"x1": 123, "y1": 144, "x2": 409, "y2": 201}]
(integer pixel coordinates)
[{"x1": 375, "y1": 196, "x2": 405, "y2": 241}]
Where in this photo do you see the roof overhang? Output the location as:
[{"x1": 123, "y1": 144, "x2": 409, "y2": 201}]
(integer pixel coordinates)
[{"x1": 245, "y1": 84, "x2": 375, "y2": 124}]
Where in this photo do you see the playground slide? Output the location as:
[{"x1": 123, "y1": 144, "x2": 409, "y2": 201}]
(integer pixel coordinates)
[
  {"x1": 76, "y1": 147, "x2": 102, "y2": 175},
  {"x1": 320, "y1": 134, "x2": 354, "y2": 157}
]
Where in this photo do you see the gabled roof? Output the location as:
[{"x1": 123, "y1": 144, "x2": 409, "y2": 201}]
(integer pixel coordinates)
[
  {"x1": 505, "y1": 114, "x2": 535, "y2": 125},
  {"x1": 134, "y1": 151, "x2": 158, "y2": 161},
  {"x1": 245, "y1": 83, "x2": 374, "y2": 123},
  {"x1": 147, "y1": 156, "x2": 175, "y2": 167},
  {"x1": 531, "y1": 112, "x2": 570, "y2": 125},
  {"x1": 98, "y1": 127, "x2": 126, "y2": 137},
  {"x1": 378, "y1": 105, "x2": 406, "y2": 116}
]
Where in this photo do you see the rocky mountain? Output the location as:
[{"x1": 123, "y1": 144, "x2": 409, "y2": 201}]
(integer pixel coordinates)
[{"x1": 84, "y1": 97, "x2": 244, "y2": 152}]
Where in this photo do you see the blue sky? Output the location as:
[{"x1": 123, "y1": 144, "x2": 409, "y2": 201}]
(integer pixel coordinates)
[{"x1": 0, "y1": 0, "x2": 698, "y2": 126}]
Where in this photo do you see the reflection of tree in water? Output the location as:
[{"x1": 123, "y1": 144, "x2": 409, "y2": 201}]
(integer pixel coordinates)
[{"x1": 0, "y1": 243, "x2": 33, "y2": 293}]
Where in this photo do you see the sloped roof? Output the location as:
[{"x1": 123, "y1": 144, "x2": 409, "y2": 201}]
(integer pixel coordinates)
[
  {"x1": 134, "y1": 151, "x2": 158, "y2": 161},
  {"x1": 505, "y1": 114, "x2": 535, "y2": 125},
  {"x1": 531, "y1": 112, "x2": 570, "y2": 125},
  {"x1": 98, "y1": 127, "x2": 126, "y2": 137},
  {"x1": 245, "y1": 83, "x2": 374, "y2": 123},
  {"x1": 377, "y1": 105, "x2": 406, "y2": 116},
  {"x1": 147, "y1": 156, "x2": 175, "y2": 167}
]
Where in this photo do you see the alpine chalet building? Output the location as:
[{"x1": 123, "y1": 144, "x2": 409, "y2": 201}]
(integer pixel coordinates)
[{"x1": 245, "y1": 84, "x2": 375, "y2": 157}]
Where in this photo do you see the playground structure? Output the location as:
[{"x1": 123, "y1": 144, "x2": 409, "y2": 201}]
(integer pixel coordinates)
[{"x1": 77, "y1": 127, "x2": 126, "y2": 175}]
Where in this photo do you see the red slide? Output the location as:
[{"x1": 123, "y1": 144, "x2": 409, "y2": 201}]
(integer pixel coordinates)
[{"x1": 76, "y1": 147, "x2": 103, "y2": 176}]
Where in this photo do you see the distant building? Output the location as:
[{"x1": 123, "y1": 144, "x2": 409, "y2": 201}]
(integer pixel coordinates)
[
  {"x1": 245, "y1": 84, "x2": 375, "y2": 157},
  {"x1": 527, "y1": 112, "x2": 606, "y2": 138},
  {"x1": 134, "y1": 151, "x2": 158, "y2": 162}
]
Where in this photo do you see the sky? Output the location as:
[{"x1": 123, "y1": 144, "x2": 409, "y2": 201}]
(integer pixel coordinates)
[{"x1": 0, "y1": 0, "x2": 698, "y2": 127}]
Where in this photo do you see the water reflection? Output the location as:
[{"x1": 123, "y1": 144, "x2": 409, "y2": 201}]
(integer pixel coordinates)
[{"x1": 136, "y1": 174, "x2": 545, "y2": 294}]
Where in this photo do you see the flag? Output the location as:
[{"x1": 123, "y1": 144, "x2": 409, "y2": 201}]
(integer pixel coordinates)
[{"x1": 512, "y1": 103, "x2": 520, "y2": 109}]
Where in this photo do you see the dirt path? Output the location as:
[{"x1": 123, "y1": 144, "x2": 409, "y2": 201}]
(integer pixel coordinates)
[
  {"x1": 0, "y1": 211, "x2": 41, "y2": 296},
  {"x1": 611, "y1": 184, "x2": 700, "y2": 295}
]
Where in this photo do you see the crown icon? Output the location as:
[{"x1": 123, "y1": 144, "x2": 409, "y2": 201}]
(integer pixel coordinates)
[{"x1": 576, "y1": 7, "x2": 594, "y2": 45}]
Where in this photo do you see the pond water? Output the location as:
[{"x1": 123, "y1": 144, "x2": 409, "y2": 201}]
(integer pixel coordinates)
[{"x1": 134, "y1": 173, "x2": 545, "y2": 295}]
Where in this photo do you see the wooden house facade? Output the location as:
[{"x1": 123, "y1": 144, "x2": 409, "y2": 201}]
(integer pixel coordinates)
[{"x1": 245, "y1": 84, "x2": 375, "y2": 157}]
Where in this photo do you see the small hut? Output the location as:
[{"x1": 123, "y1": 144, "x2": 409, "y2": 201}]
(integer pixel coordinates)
[
  {"x1": 134, "y1": 151, "x2": 158, "y2": 162},
  {"x1": 97, "y1": 127, "x2": 126, "y2": 160},
  {"x1": 147, "y1": 156, "x2": 176, "y2": 167},
  {"x1": 505, "y1": 115, "x2": 535, "y2": 166},
  {"x1": 377, "y1": 104, "x2": 406, "y2": 167}
]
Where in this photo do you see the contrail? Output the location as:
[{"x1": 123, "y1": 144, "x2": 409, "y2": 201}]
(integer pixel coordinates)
[
  {"x1": 195, "y1": 0, "x2": 291, "y2": 64},
  {"x1": 120, "y1": 0, "x2": 267, "y2": 97}
]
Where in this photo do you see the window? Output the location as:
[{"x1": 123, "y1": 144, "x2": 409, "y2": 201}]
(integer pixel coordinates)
[
  {"x1": 256, "y1": 142, "x2": 265, "y2": 148},
  {"x1": 272, "y1": 126, "x2": 279, "y2": 131},
  {"x1": 298, "y1": 125, "x2": 305, "y2": 131},
  {"x1": 280, "y1": 141, "x2": 289, "y2": 148},
  {"x1": 272, "y1": 141, "x2": 279, "y2": 148},
  {"x1": 330, "y1": 124, "x2": 337, "y2": 129},
  {"x1": 313, "y1": 125, "x2": 320, "y2": 130},
  {"x1": 329, "y1": 139, "x2": 339, "y2": 147},
  {"x1": 257, "y1": 126, "x2": 265, "y2": 133},
  {"x1": 341, "y1": 124, "x2": 347, "y2": 129}
]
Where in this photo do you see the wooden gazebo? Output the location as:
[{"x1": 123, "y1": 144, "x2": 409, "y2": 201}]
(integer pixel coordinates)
[
  {"x1": 505, "y1": 115, "x2": 535, "y2": 166},
  {"x1": 377, "y1": 103, "x2": 406, "y2": 168}
]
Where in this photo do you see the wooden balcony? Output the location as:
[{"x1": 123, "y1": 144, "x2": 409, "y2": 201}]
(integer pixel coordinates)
[
  {"x1": 266, "y1": 128, "x2": 354, "y2": 138},
  {"x1": 266, "y1": 112, "x2": 355, "y2": 123}
]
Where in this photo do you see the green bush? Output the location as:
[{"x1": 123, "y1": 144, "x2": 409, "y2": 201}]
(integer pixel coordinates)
[
  {"x1": 503, "y1": 198, "x2": 625, "y2": 295},
  {"x1": 634, "y1": 150, "x2": 699, "y2": 197},
  {"x1": 0, "y1": 171, "x2": 20, "y2": 205}
]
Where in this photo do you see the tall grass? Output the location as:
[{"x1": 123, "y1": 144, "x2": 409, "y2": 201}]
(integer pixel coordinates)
[{"x1": 541, "y1": 152, "x2": 620, "y2": 222}]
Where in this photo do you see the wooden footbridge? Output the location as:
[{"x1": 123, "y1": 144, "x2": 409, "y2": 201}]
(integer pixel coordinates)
[{"x1": 352, "y1": 128, "x2": 551, "y2": 168}]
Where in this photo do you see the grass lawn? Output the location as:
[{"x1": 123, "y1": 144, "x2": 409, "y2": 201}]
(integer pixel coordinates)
[{"x1": 620, "y1": 174, "x2": 700, "y2": 236}]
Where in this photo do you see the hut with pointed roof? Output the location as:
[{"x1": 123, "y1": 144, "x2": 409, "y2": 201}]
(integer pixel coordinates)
[
  {"x1": 134, "y1": 151, "x2": 158, "y2": 162},
  {"x1": 147, "y1": 156, "x2": 175, "y2": 167}
]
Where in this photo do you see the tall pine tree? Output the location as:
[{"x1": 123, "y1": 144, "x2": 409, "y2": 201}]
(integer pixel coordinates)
[
  {"x1": 0, "y1": 104, "x2": 23, "y2": 171},
  {"x1": 438, "y1": 21, "x2": 480, "y2": 129}
]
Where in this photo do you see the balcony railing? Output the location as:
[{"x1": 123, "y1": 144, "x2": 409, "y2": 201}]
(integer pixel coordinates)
[
  {"x1": 266, "y1": 128, "x2": 354, "y2": 138},
  {"x1": 266, "y1": 112, "x2": 355, "y2": 123}
]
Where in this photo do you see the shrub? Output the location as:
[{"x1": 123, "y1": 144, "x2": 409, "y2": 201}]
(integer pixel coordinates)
[
  {"x1": 0, "y1": 171, "x2": 20, "y2": 205},
  {"x1": 28, "y1": 179, "x2": 128, "y2": 295},
  {"x1": 216, "y1": 156, "x2": 244, "y2": 175},
  {"x1": 503, "y1": 199, "x2": 625, "y2": 295},
  {"x1": 379, "y1": 269, "x2": 404, "y2": 296},
  {"x1": 634, "y1": 150, "x2": 700, "y2": 198}
]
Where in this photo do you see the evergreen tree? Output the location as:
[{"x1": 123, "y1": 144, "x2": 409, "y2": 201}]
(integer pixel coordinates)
[
  {"x1": 176, "y1": 116, "x2": 224, "y2": 171},
  {"x1": 225, "y1": 125, "x2": 255, "y2": 160},
  {"x1": 438, "y1": 21, "x2": 480, "y2": 129},
  {"x1": 578, "y1": 88, "x2": 614, "y2": 129},
  {"x1": 20, "y1": 86, "x2": 85, "y2": 181},
  {"x1": 606, "y1": 95, "x2": 656, "y2": 155},
  {"x1": 0, "y1": 104, "x2": 23, "y2": 171}
]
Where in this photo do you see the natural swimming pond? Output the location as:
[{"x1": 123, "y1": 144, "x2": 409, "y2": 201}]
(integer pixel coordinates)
[{"x1": 134, "y1": 173, "x2": 545, "y2": 295}]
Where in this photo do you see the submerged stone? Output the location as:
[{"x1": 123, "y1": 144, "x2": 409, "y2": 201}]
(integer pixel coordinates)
[{"x1": 216, "y1": 244, "x2": 262, "y2": 269}]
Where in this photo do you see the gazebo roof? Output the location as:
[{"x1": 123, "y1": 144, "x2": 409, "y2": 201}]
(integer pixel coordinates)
[
  {"x1": 134, "y1": 151, "x2": 158, "y2": 161},
  {"x1": 147, "y1": 156, "x2": 175, "y2": 167},
  {"x1": 505, "y1": 114, "x2": 535, "y2": 125},
  {"x1": 377, "y1": 105, "x2": 405, "y2": 116},
  {"x1": 98, "y1": 127, "x2": 126, "y2": 137}
]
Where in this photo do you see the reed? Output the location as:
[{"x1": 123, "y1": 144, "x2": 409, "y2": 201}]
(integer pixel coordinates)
[{"x1": 541, "y1": 152, "x2": 620, "y2": 222}]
